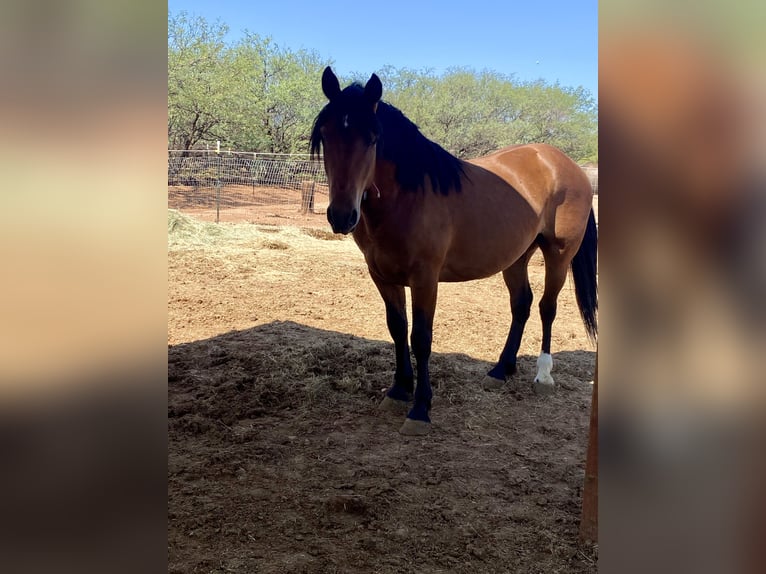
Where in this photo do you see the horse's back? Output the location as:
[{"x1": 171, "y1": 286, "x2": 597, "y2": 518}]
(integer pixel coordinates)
[
  {"x1": 471, "y1": 143, "x2": 589, "y2": 199},
  {"x1": 470, "y1": 143, "x2": 593, "y2": 245}
]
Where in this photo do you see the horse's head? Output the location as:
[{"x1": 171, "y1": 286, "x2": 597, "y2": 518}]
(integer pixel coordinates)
[{"x1": 311, "y1": 67, "x2": 382, "y2": 234}]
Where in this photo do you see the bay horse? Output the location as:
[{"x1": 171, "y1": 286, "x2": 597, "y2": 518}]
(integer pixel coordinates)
[{"x1": 311, "y1": 67, "x2": 597, "y2": 435}]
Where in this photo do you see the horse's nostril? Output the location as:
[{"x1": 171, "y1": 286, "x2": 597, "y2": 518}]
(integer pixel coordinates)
[{"x1": 326, "y1": 205, "x2": 357, "y2": 234}]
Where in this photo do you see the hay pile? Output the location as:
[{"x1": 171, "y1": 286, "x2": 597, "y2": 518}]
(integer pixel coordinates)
[{"x1": 168, "y1": 209, "x2": 352, "y2": 256}]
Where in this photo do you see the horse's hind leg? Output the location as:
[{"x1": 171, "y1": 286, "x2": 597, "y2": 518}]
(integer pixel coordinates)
[
  {"x1": 533, "y1": 246, "x2": 571, "y2": 394},
  {"x1": 482, "y1": 246, "x2": 536, "y2": 390},
  {"x1": 373, "y1": 281, "x2": 414, "y2": 413}
]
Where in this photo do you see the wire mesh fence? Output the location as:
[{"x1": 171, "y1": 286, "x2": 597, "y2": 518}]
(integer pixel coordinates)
[
  {"x1": 581, "y1": 166, "x2": 599, "y2": 195},
  {"x1": 168, "y1": 149, "x2": 597, "y2": 224},
  {"x1": 168, "y1": 150, "x2": 329, "y2": 224}
]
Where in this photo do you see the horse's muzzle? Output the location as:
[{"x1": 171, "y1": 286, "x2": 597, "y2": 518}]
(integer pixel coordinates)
[{"x1": 327, "y1": 205, "x2": 359, "y2": 235}]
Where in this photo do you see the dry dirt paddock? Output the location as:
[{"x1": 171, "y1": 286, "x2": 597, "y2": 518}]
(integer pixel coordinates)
[{"x1": 168, "y1": 208, "x2": 597, "y2": 573}]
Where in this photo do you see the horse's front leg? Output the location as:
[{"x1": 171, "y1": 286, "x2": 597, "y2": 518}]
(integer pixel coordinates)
[
  {"x1": 399, "y1": 278, "x2": 439, "y2": 436},
  {"x1": 373, "y1": 280, "x2": 414, "y2": 412}
]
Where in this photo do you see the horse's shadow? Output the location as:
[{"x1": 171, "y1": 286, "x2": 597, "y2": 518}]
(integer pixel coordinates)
[{"x1": 168, "y1": 320, "x2": 595, "y2": 423}]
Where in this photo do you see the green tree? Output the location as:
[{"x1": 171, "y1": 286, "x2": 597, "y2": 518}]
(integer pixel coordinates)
[
  {"x1": 228, "y1": 34, "x2": 329, "y2": 153},
  {"x1": 380, "y1": 68, "x2": 597, "y2": 163},
  {"x1": 509, "y1": 81, "x2": 598, "y2": 162},
  {"x1": 168, "y1": 12, "x2": 597, "y2": 162},
  {"x1": 168, "y1": 12, "x2": 330, "y2": 153},
  {"x1": 168, "y1": 12, "x2": 240, "y2": 150}
]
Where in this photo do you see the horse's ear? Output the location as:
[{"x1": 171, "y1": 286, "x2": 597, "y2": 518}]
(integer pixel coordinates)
[
  {"x1": 364, "y1": 73, "x2": 382, "y2": 105},
  {"x1": 322, "y1": 67, "x2": 341, "y2": 101}
]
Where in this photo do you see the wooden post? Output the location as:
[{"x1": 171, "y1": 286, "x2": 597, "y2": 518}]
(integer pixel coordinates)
[
  {"x1": 215, "y1": 182, "x2": 221, "y2": 223},
  {"x1": 300, "y1": 180, "x2": 316, "y2": 214},
  {"x1": 580, "y1": 359, "x2": 598, "y2": 542}
]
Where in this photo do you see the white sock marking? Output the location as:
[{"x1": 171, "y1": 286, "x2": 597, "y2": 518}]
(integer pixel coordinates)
[{"x1": 534, "y1": 352, "x2": 554, "y2": 385}]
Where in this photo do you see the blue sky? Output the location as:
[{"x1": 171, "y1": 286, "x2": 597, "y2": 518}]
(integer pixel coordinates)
[{"x1": 168, "y1": 0, "x2": 597, "y2": 100}]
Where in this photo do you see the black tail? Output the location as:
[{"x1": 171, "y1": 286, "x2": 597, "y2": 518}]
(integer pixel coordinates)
[{"x1": 571, "y1": 208, "x2": 598, "y2": 341}]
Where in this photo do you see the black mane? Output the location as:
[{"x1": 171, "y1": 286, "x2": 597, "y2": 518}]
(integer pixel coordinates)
[{"x1": 310, "y1": 84, "x2": 464, "y2": 195}]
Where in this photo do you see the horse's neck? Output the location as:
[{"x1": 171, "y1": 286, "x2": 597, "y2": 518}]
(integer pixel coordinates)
[{"x1": 357, "y1": 163, "x2": 404, "y2": 234}]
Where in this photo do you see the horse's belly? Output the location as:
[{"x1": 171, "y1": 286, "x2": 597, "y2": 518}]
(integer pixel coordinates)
[
  {"x1": 438, "y1": 266, "x2": 497, "y2": 282},
  {"x1": 439, "y1": 245, "x2": 529, "y2": 282}
]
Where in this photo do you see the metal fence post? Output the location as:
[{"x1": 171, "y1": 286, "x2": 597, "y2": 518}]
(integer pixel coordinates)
[
  {"x1": 215, "y1": 144, "x2": 221, "y2": 223},
  {"x1": 250, "y1": 152, "x2": 258, "y2": 199}
]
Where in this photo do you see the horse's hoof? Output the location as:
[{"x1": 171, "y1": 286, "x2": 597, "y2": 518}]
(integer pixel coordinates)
[
  {"x1": 533, "y1": 377, "x2": 555, "y2": 395},
  {"x1": 481, "y1": 375, "x2": 505, "y2": 391},
  {"x1": 379, "y1": 396, "x2": 410, "y2": 413},
  {"x1": 399, "y1": 418, "x2": 431, "y2": 436}
]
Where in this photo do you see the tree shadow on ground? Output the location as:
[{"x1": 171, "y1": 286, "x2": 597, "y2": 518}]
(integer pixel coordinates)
[
  {"x1": 168, "y1": 319, "x2": 595, "y2": 421},
  {"x1": 168, "y1": 320, "x2": 597, "y2": 574}
]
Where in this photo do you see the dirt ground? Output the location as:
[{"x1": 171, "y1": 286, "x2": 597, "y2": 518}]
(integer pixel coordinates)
[
  {"x1": 168, "y1": 204, "x2": 598, "y2": 573},
  {"x1": 168, "y1": 184, "x2": 331, "y2": 227}
]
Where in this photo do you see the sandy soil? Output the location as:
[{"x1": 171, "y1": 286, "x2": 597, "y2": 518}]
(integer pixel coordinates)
[
  {"x1": 168, "y1": 184, "x2": 331, "y2": 227},
  {"x1": 168, "y1": 207, "x2": 597, "y2": 573}
]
